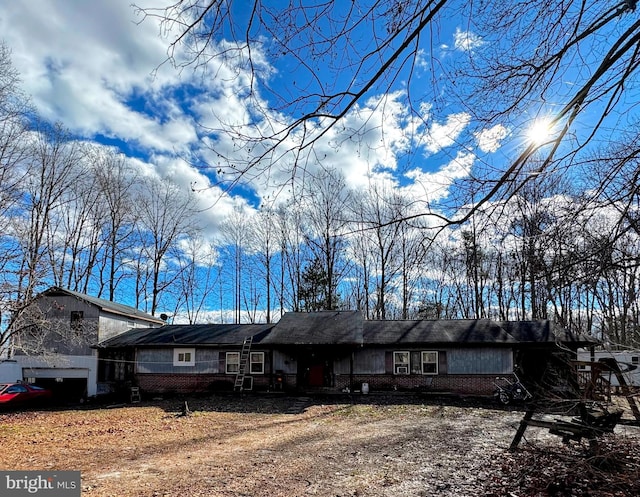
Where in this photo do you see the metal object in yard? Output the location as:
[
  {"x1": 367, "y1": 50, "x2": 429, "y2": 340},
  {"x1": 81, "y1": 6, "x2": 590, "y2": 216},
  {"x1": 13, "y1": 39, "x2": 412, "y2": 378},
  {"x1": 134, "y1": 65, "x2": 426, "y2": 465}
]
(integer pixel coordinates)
[
  {"x1": 130, "y1": 386, "x2": 141, "y2": 403},
  {"x1": 493, "y1": 372, "x2": 532, "y2": 405}
]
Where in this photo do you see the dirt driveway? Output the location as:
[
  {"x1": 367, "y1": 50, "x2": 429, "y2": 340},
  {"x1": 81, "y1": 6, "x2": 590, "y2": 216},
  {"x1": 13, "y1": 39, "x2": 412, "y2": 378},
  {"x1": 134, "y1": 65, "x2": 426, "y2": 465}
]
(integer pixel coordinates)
[{"x1": 1, "y1": 394, "x2": 638, "y2": 496}]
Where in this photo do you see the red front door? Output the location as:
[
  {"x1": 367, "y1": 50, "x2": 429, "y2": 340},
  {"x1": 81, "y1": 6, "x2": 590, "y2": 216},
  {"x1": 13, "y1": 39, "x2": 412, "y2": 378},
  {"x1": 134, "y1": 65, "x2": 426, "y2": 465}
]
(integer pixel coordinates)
[{"x1": 308, "y1": 364, "x2": 324, "y2": 386}]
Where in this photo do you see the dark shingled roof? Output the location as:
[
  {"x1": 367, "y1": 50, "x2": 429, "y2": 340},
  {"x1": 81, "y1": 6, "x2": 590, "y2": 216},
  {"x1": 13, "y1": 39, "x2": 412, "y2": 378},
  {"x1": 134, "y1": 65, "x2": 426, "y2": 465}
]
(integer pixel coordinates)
[
  {"x1": 499, "y1": 320, "x2": 597, "y2": 345},
  {"x1": 42, "y1": 287, "x2": 164, "y2": 325},
  {"x1": 98, "y1": 323, "x2": 274, "y2": 347},
  {"x1": 260, "y1": 311, "x2": 364, "y2": 345},
  {"x1": 96, "y1": 312, "x2": 599, "y2": 349},
  {"x1": 364, "y1": 319, "x2": 516, "y2": 345}
]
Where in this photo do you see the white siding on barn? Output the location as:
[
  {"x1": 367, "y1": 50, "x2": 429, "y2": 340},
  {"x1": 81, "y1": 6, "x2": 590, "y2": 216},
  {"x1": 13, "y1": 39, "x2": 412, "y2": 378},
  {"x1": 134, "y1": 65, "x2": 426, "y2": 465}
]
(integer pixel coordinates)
[
  {"x1": 0, "y1": 360, "x2": 22, "y2": 383},
  {"x1": 448, "y1": 348, "x2": 512, "y2": 374},
  {"x1": 98, "y1": 312, "x2": 161, "y2": 342}
]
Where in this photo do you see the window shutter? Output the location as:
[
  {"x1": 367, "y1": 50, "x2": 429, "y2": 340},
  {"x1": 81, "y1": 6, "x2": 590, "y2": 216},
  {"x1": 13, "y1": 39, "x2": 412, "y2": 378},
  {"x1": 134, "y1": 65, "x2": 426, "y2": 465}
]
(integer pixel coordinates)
[
  {"x1": 438, "y1": 351, "x2": 447, "y2": 375},
  {"x1": 385, "y1": 351, "x2": 393, "y2": 374},
  {"x1": 411, "y1": 351, "x2": 421, "y2": 374}
]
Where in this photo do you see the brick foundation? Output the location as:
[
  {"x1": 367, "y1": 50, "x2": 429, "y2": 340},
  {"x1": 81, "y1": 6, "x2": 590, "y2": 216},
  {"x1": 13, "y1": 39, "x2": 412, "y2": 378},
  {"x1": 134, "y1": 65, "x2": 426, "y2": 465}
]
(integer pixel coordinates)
[
  {"x1": 335, "y1": 374, "x2": 496, "y2": 396},
  {"x1": 136, "y1": 373, "x2": 271, "y2": 394},
  {"x1": 135, "y1": 372, "x2": 496, "y2": 397}
]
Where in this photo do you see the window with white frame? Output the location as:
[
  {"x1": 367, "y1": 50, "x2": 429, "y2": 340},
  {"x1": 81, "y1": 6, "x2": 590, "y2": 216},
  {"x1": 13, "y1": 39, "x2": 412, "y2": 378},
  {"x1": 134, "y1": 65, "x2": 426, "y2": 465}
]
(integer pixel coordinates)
[
  {"x1": 393, "y1": 351, "x2": 410, "y2": 374},
  {"x1": 173, "y1": 348, "x2": 195, "y2": 367},
  {"x1": 226, "y1": 352, "x2": 240, "y2": 374},
  {"x1": 421, "y1": 351, "x2": 438, "y2": 374},
  {"x1": 249, "y1": 352, "x2": 265, "y2": 374}
]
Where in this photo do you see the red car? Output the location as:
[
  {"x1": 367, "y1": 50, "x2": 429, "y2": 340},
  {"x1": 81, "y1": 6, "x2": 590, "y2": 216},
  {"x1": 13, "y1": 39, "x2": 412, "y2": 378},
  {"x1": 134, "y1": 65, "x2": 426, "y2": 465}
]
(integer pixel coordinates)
[{"x1": 0, "y1": 383, "x2": 52, "y2": 407}]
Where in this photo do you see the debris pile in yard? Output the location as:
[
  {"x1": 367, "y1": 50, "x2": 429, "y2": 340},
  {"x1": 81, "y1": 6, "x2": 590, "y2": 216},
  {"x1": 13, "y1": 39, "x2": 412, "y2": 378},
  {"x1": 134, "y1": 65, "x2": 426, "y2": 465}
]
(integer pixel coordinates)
[{"x1": 484, "y1": 435, "x2": 640, "y2": 496}]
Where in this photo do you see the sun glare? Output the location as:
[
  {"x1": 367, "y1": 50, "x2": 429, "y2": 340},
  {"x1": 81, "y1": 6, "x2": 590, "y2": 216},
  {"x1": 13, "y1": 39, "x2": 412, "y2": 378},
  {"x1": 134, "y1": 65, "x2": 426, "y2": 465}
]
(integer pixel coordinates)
[{"x1": 526, "y1": 118, "x2": 553, "y2": 146}]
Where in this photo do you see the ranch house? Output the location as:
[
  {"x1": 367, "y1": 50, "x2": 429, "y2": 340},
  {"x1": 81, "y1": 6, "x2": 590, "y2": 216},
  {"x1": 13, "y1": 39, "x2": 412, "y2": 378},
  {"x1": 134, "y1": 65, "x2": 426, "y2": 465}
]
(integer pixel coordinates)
[{"x1": 97, "y1": 311, "x2": 595, "y2": 397}]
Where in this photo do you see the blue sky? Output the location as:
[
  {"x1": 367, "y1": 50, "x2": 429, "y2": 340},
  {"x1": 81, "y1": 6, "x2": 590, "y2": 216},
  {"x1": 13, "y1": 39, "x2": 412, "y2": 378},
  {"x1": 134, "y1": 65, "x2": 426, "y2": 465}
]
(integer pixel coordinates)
[
  {"x1": 0, "y1": 0, "x2": 516, "y2": 236},
  {"x1": 2, "y1": 1, "x2": 639, "y2": 327}
]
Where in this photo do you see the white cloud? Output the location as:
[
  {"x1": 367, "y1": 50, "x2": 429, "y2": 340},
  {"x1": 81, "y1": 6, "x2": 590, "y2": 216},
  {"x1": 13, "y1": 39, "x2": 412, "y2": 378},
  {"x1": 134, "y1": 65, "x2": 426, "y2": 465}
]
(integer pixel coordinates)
[
  {"x1": 474, "y1": 124, "x2": 509, "y2": 153},
  {"x1": 453, "y1": 27, "x2": 485, "y2": 52},
  {"x1": 197, "y1": 86, "x2": 472, "y2": 208},
  {"x1": 418, "y1": 112, "x2": 471, "y2": 154},
  {"x1": 0, "y1": 1, "x2": 195, "y2": 152},
  {"x1": 404, "y1": 151, "x2": 475, "y2": 204},
  {"x1": 197, "y1": 90, "x2": 418, "y2": 200}
]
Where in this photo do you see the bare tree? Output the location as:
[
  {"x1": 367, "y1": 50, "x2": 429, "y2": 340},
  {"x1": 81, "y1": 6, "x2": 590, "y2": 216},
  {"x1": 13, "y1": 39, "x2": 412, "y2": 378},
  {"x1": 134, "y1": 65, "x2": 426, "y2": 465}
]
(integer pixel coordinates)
[
  {"x1": 92, "y1": 149, "x2": 141, "y2": 301},
  {"x1": 300, "y1": 168, "x2": 351, "y2": 311},
  {"x1": 173, "y1": 234, "x2": 220, "y2": 324},
  {"x1": 44, "y1": 144, "x2": 104, "y2": 294},
  {"x1": 129, "y1": 1, "x2": 640, "y2": 333},
  {"x1": 0, "y1": 44, "x2": 30, "y2": 223},
  {"x1": 13, "y1": 122, "x2": 85, "y2": 303},
  {"x1": 576, "y1": 137, "x2": 640, "y2": 345},
  {"x1": 0, "y1": 44, "x2": 33, "y2": 352},
  {"x1": 134, "y1": 1, "x2": 450, "y2": 194},
  {"x1": 135, "y1": 177, "x2": 200, "y2": 315},
  {"x1": 248, "y1": 205, "x2": 278, "y2": 323},
  {"x1": 397, "y1": 217, "x2": 429, "y2": 319},
  {"x1": 348, "y1": 196, "x2": 375, "y2": 318},
  {"x1": 8, "y1": 298, "x2": 97, "y2": 359},
  {"x1": 274, "y1": 201, "x2": 308, "y2": 314},
  {"x1": 219, "y1": 205, "x2": 250, "y2": 323},
  {"x1": 416, "y1": 235, "x2": 460, "y2": 319},
  {"x1": 351, "y1": 183, "x2": 406, "y2": 319}
]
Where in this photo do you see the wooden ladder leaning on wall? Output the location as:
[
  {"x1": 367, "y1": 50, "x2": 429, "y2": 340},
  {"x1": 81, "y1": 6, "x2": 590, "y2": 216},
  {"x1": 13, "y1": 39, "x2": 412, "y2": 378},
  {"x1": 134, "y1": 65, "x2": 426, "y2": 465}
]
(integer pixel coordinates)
[{"x1": 234, "y1": 336, "x2": 253, "y2": 392}]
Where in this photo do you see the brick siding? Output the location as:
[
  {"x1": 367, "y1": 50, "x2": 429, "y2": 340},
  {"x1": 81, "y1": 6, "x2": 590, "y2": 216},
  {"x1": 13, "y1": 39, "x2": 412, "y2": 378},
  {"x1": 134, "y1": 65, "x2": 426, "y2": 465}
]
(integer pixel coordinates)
[
  {"x1": 136, "y1": 373, "x2": 271, "y2": 393},
  {"x1": 136, "y1": 372, "x2": 495, "y2": 396},
  {"x1": 335, "y1": 374, "x2": 496, "y2": 396}
]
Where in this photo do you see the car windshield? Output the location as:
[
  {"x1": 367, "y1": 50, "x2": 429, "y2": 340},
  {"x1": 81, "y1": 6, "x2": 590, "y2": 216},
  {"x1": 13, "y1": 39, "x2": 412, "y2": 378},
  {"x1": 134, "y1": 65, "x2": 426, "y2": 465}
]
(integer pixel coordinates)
[
  {"x1": 6, "y1": 385, "x2": 28, "y2": 393},
  {"x1": 29, "y1": 385, "x2": 45, "y2": 390}
]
